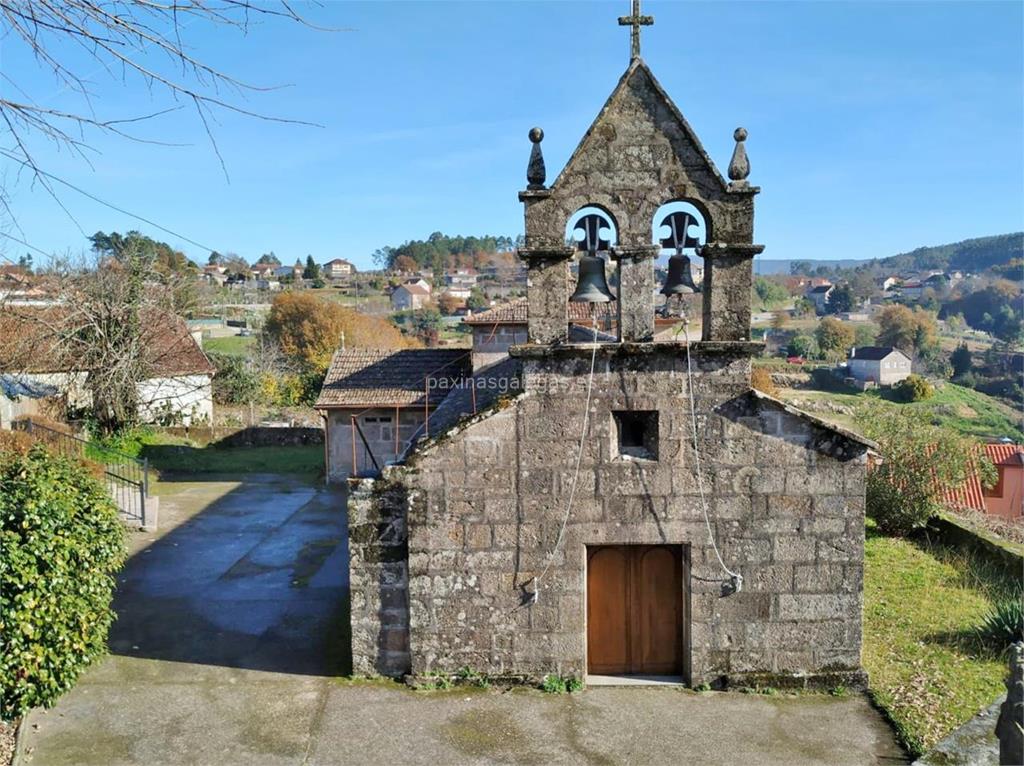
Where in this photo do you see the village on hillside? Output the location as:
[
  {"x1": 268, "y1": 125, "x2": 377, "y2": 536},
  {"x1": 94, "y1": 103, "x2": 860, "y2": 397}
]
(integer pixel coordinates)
[{"x1": 1, "y1": 3, "x2": 1022, "y2": 766}]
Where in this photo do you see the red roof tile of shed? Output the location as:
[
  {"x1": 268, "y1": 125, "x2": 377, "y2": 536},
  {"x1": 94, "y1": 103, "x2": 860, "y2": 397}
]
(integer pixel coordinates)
[
  {"x1": 940, "y1": 443, "x2": 1024, "y2": 512},
  {"x1": 315, "y1": 348, "x2": 470, "y2": 408},
  {"x1": 463, "y1": 299, "x2": 615, "y2": 326}
]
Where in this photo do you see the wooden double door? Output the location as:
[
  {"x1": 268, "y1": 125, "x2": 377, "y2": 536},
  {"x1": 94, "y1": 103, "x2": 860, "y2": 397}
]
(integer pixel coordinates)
[{"x1": 586, "y1": 545, "x2": 686, "y2": 676}]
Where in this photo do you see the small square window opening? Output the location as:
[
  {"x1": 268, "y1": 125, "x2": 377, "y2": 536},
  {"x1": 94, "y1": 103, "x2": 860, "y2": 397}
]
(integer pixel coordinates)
[{"x1": 613, "y1": 410, "x2": 659, "y2": 460}]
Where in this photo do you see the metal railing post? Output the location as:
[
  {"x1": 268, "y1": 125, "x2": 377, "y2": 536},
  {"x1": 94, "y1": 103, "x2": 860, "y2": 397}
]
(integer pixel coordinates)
[{"x1": 141, "y1": 458, "x2": 150, "y2": 528}]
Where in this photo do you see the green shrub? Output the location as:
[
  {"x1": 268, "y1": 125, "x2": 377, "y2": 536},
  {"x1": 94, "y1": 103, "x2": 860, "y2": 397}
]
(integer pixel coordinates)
[
  {"x1": 857, "y1": 405, "x2": 989, "y2": 536},
  {"x1": 895, "y1": 374, "x2": 934, "y2": 402},
  {"x1": 865, "y1": 474, "x2": 928, "y2": 536},
  {"x1": 977, "y1": 597, "x2": 1024, "y2": 650},
  {"x1": 0, "y1": 446, "x2": 127, "y2": 719}
]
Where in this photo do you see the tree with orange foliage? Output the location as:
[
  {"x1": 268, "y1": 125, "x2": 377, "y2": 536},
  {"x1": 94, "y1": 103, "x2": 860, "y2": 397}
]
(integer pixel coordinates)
[
  {"x1": 438, "y1": 293, "x2": 463, "y2": 316},
  {"x1": 265, "y1": 293, "x2": 414, "y2": 371},
  {"x1": 394, "y1": 255, "x2": 418, "y2": 274}
]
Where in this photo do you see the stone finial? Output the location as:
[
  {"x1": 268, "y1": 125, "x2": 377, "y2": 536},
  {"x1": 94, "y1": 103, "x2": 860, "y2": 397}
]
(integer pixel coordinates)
[
  {"x1": 728, "y1": 127, "x2": 750, "y2": 186},
  {"x1": 997, "y1": 641, "x2": 1024, "y2": 765},
  {"x1": 527, "y1": 127, "x2": 546, "y2": 190}
]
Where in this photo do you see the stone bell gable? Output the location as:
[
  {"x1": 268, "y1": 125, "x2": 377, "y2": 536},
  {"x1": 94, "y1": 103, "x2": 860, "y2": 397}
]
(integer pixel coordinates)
[
  {"x1": 519, "y1": 57, "x2": 762, "y2": 346},
  {"x1": 521, "y1": 58, "x2": 754, "y2": 252}
]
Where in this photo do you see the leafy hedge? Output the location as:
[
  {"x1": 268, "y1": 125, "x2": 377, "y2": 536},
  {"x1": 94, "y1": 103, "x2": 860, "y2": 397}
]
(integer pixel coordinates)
[
  {"x1": 0, "y1": 446, "x2": 126, "y2": 719},
  {"x1": 894, "y1": 374, "x2": 934, "y2": 403}
]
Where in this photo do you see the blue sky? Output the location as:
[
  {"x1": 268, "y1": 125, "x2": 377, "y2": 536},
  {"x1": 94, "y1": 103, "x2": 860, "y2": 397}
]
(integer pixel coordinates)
[{"x1": 3, "y1": 1, "x2": 1022, "y2": 269}]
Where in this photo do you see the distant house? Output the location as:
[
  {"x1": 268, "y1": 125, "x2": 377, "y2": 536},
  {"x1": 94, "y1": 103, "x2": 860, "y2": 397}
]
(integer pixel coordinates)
[
  {"x1": 253, "y1": 278, "x2": 281, "y2": 291},
  {"x1": 877, "y1": 276, "x2": 899, "y2": 292},
  {"x1": 403, "y1": 278, "x2": 432, "y2": 293},
  {"x1": 444, "y1": 286, "x2": 472, "y2": 301},
  {"x1": 899, "y1": 282, "x2": 924, "y2": 301},
  {"x1": 391, "y1": 283, "x2": 431, "y2": 311},
  {"x1": 315, "y1": 348, "x2": 470, "y2": 481},
  {"x1": 806, "y1": 284, "x2": 835, "y2": 314},
  {"x1": 274, "y1": 263, "x2": 302, "y2": 280},
  {"x1": 0, "y1": 269, "x2": 50, "y2": 304},
  {"x1": 251, "y1": 263, "x2": 277, "y2": 280},
  {"x1": 846, "y1": 346, "x2": 912, "y2": 387},
  {"x1": 463, "y1": 299, "x2": 616, "y2": 370},
  {"x1": 942, "y1": 443, "x2": 1024, "y2": 520},
  {"x1": 445, "y1": 268, "x2": 478, "y2": 289},
  {"x1": 323, "y1": 259, "x2": 355, "y2": 280},
  {"x1": 0, "y1": 311, "x2": 215, "y2": 426},
  {"x1": 201, "y1": 265, "x2": 227, "y2": 286}
]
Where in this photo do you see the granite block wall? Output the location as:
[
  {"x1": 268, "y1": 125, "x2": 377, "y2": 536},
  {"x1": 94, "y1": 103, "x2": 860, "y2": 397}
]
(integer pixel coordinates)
[
  {"x1": 347, "y1": 478, "x2": 411, "y2": 677},
  {"x1": 347, "y1": 345, "x2": 869, "y2": 687}
]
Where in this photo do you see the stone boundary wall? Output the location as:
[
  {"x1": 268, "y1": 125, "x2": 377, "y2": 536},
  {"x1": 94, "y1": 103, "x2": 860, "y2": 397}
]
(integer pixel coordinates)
[
  {"x1": 926, "y1": 512, "x2": 1024, "y2": 572},
  {"x1": 347, "y1": 477, "x2": 411, "y2": 677},
  {"x1": 159, "y1": 425, "x2": 323, "y2": 447}
]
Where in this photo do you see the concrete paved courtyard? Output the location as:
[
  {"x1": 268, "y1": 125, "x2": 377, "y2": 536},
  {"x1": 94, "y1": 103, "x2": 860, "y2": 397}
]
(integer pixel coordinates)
[{"x1": 16, "y1": 475, "x2": 907, "y2": 766}]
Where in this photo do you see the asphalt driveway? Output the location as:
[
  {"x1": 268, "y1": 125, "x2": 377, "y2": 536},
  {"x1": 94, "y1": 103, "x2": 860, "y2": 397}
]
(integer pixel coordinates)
[{"x1": 16, "y1": 475, "x2": 907, "y2": 766}]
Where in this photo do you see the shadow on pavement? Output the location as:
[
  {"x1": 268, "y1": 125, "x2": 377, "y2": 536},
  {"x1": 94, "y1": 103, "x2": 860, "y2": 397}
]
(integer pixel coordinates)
[{"x1": 108, "y1": 474, "x2": 351, "y2": 676}]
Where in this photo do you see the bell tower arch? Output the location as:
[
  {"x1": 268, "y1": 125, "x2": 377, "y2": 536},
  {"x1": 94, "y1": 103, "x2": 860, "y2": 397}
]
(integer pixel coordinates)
[{"x1": 516, "y1": 23, "x2": 763, "y2": 346}]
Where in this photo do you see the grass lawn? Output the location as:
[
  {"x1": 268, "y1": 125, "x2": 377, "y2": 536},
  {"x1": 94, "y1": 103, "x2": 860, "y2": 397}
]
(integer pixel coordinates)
[
  {"x1": 863, "y1": 519, "x2": 1019, "y2": 756},
  {"x1": 95, "y1": 429, "x2": 323, "y2": 477},
  {"x1": 777, "y1": 382, "x2": 1023, "y2": 442},
  {"x1": 306, "y1": 288, "x2": 391, "y2": 314},
  {"x1": 203, "y1": 334, "x2": 254, "y2": 356},
  {"x1": 141, "y1": 442, "x2": 323, "y2": 476}
]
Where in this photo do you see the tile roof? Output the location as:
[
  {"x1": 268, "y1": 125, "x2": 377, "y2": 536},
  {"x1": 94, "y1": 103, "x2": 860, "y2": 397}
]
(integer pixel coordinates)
[
  {"x1": 146, "y1": 314, "x2": 216, "y2": 376},
  {"x1": 987, "y1": 443, "x2": 1024, "y2": 467},
  {"x1": 315, "y1": 348, "x2": 470, "y2": 408},
  {"x1": 848, "y1": 346, "x2": 904, "y2": 361},
  {"x1": 398, "y1": 283, "x2": 431, "y2": 296},
  {"x1": 939, "y1": 443, "x2": 1024, "y2": 512},
  {"x1": 0, "y1": 308, "x2": 214, "y2": 377},
  {"x1": 463, "y1": 299, "x2": 616, "y2": 326},
  {"x1": 405, "y1": 356, "x2": 523, "y2": 451}
]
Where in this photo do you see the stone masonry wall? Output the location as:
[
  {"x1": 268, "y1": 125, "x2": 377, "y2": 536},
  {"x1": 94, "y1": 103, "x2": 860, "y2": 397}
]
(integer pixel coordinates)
[
  {"x1": 347, "y1": 477, "x2": 411, "y2": 677},
  {"x1": 346, "y1": 344, "x2": 869, "y2": 686}
]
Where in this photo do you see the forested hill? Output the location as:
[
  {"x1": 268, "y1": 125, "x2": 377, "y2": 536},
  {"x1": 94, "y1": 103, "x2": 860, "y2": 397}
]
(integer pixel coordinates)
[
  {"x1": 878, "y1": 233, "x2": 1022, "y2": 273},
  {"x1": 372, "y1": 232, "x2": 522, "y2": 272},
  {"x1": 756, "y1": 232, "x2": 1021, "y2": 276}
]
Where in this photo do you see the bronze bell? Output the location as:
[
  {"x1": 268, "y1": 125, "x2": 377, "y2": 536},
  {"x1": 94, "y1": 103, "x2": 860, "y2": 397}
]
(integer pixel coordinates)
[
  {"x1": 661, "y1": 253, "x2": 700, "y2": 296},
  {"x1": 570, "y1": 254, "x2": 616, "y2": 303}
]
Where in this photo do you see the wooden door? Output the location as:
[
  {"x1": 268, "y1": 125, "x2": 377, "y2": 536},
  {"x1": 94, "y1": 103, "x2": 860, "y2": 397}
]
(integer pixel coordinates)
[{"x1": 586, "y1": 545, "x2": 684, "y2": 676}]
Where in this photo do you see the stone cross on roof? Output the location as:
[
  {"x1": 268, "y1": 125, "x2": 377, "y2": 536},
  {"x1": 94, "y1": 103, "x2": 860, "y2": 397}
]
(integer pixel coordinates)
[{"x1": 618, "y1": 0, "x2": 654, "y2": 60}]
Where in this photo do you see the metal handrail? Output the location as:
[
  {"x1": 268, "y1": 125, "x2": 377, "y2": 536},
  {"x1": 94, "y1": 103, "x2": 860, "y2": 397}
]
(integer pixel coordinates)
[{"x1": 13, "y1": 419, "x2": 151, "y2": 527}]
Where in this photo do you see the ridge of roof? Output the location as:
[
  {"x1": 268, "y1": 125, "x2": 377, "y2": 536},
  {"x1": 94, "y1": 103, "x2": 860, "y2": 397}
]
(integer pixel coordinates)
[{"x1": 848, "y1": 346, "x2": 905, "y2": 361}]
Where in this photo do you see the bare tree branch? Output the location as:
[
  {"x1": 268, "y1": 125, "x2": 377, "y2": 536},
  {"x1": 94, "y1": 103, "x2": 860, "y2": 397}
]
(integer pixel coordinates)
[{"x1": 1, "y1": 0, "x2": 336, "y2": 224}]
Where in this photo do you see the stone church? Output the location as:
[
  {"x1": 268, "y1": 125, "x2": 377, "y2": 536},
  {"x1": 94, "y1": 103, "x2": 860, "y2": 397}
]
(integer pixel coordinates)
[{"x1": 346, "y1": 6, "x2": 872, "y2": 689}]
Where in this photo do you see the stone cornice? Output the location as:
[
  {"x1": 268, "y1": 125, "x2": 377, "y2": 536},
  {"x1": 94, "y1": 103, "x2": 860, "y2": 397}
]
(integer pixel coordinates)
[
  {"x1": 700, "y1": 243, "x2": 765, "y2": 259},
  {"x1": 609, "y1": 245, "x2": 660, "y2": 261},
  {"x1": 516, "y1": 247, "x2": 576, "y2": 261},
  {"x1": 518, "y1": 189, "x2": 553, "y2": 202},
  {"x1": 726, "y1": 183, "x2": 761, "y2": 195}
]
